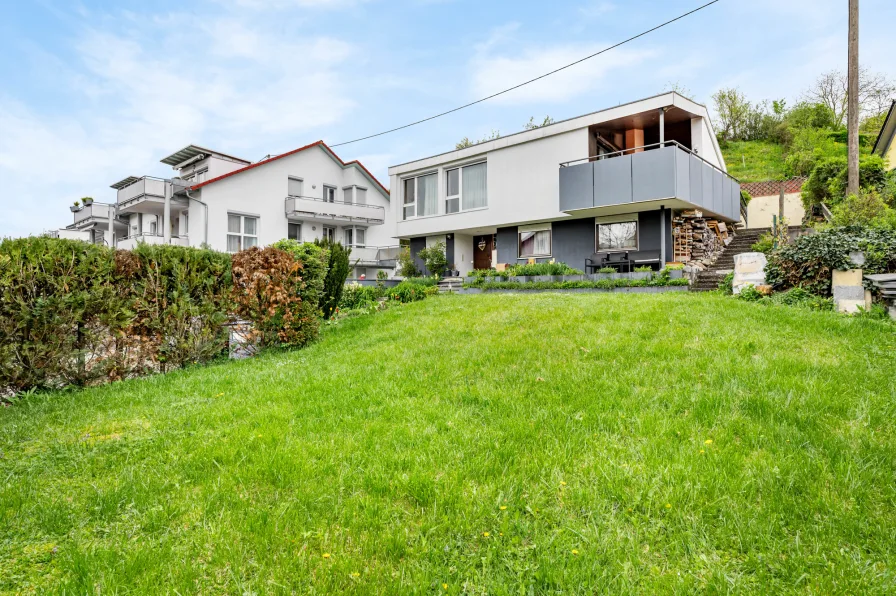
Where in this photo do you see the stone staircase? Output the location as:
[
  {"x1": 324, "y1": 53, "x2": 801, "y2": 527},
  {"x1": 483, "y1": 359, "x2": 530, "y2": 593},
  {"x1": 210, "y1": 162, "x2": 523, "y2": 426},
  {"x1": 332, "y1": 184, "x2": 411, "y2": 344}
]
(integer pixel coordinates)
[
  {"x1": 690, "y1": 228, "x2": 767, "y2": 292},
  {"x1": 437, "y1": 277, "x2": 464, "y2": 293}
]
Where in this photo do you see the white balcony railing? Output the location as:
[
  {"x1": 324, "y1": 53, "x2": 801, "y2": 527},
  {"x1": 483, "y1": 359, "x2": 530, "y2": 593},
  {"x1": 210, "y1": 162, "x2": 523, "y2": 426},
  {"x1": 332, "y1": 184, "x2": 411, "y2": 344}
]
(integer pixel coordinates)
[
  {"x1": 348, "y1": 245, "x2": 400, "y2": 266},
  {"x1": 72, "y1": 202, "x2": 115, "y2": 225},
  {"x1": 117, "y1": 177, "x2": 167, "y2": 209},
  {"x1": 285, "y1": 196, "x2": 385, "y2": 225},
  {"x1": 118, "y1": 234, "x2": 188, "y2": 251}
]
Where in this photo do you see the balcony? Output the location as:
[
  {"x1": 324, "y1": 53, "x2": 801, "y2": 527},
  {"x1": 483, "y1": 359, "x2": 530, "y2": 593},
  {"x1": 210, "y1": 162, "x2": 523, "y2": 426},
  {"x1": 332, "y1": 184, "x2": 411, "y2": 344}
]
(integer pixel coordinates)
[
  {"x1": 118, "y1": 233, "x2": 189, "y2": 251},
  {"x1": 285, "y1": 196, "x2": 385, "y2": 225},
  {"x1": 115, "y1": 177, "x2": 186, "y2": 215},
  {"x1": 559, "y1": 142, "x2": 741, "y2": 222},
  {"x1": 348, "y1": 245, "x2": 400, "y2": 268},
  {"x1": 72, "y1": 202, "x2": 115, "y2": 225}
]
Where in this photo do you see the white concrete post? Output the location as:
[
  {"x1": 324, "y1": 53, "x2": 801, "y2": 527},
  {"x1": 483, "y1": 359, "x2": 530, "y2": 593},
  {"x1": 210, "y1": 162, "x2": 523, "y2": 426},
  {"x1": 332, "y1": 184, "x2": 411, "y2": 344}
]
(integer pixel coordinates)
[
  {"x1": 163, "y1": 181, "x2": 172, "y2": 244},
  {"x1": 107, "y1": 203, "x2": 114, "y2": 247},
  {"x1": 659, "y1": 109, "x2": 665, "y2": 146}
]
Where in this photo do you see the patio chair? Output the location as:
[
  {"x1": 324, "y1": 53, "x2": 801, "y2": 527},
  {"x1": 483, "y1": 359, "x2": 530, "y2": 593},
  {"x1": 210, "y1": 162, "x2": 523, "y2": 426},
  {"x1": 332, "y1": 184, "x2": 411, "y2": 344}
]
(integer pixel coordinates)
[
  {"x1": 605, "y1": 251, "x2": 630, "y2": 272},
  {"x1": 585, "y1": 252, "x2": 609, "y2": 273}
]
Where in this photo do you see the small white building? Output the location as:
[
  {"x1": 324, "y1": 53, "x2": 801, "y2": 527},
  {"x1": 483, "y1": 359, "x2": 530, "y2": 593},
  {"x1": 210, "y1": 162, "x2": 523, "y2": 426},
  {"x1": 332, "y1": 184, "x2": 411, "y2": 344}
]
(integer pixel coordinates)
[{"x1": 62, "y1": 142, "x2": 398, "y2": 279}]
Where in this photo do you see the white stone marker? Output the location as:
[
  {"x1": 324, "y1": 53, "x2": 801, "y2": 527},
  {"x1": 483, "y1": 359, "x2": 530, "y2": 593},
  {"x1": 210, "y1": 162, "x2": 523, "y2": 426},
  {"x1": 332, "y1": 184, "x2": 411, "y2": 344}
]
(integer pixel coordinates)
[
  {"x1": 732, "y1": 252, "x2": 768, "y2": 295},
  {"x1": 832, "y1": 269, "x2": 870, "y2": 314}
]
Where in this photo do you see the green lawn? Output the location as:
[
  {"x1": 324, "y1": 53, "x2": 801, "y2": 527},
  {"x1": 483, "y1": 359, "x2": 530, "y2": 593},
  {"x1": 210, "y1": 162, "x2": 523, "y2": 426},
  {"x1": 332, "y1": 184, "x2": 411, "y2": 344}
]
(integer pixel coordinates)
[
  {"x1": 721, "y1": 140, "x2": 788, "y2": 183},
  {"x1": 3, "y1": 293, "x2": 896, "y2": 594}
]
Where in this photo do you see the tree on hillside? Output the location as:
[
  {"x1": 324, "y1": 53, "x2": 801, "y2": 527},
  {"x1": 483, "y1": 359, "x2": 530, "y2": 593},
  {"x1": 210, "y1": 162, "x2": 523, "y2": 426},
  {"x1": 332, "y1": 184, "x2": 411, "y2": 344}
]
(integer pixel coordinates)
[
  {"x1": 712, "y1": 88, "x2": 752, "y2": 141},
  {"x1": 802, "y1": 68, "x2": 895, "y2": 128}
]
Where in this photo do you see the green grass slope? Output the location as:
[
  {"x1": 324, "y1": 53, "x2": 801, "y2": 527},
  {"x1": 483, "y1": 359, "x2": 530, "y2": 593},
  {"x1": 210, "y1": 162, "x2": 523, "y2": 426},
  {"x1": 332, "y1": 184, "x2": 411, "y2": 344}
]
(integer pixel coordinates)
[
  {"x1": 721, "y1": 140, "x2": 788, "y2": 183},
  {"x1": 2, "y1": 293, "x2": 896, "y2": 594}
]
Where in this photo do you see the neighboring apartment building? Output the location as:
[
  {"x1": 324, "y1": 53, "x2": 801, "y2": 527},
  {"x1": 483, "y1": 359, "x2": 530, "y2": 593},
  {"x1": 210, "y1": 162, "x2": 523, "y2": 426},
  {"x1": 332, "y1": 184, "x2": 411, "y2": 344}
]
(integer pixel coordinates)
[
  {"x1": 872, "y1": 100, "x2": 896, "y2": 171},
  {"x1": 388, "y1": 92, "x2": 741, "y2": 276},
  {"x1": 61, "y1": 142, "x2": 398, "y2": 279}
]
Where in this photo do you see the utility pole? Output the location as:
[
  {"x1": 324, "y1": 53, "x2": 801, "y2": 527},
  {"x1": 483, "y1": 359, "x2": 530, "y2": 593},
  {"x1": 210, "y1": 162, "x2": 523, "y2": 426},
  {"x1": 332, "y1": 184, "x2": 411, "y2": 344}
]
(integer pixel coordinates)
[{"x1": 847, "y1": 0, "x2": 860, "y2": 197}]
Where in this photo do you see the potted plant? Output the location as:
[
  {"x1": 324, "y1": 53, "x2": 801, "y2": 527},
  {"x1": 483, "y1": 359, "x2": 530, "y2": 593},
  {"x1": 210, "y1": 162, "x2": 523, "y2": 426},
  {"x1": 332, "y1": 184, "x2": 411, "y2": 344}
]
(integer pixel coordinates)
[
  {"x1": 81, "y1": 197, "x2": 94, "y2": 206},
  {"x1": 70, "y1": 200, "x2": 81, "y2": 213}
]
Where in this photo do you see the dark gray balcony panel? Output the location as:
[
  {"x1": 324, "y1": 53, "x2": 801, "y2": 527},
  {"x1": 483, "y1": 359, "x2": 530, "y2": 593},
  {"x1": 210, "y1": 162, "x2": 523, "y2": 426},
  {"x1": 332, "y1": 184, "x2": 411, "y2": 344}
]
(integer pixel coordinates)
[
  {"x1": 675, "y1": 148, "x2": 690, "y2": 200},
  {"x1": 558, "y1": 144, "x2": 740, "y2": 222},
  {"x1": 593, "y1": 154, "x2": 632, "y2": 207},
  {"x1": 558, "y1": 160, "x2": 593, "y2": 211},
  {"x1": 632, "y1": 146, "x2": 676, "y2": 203}
]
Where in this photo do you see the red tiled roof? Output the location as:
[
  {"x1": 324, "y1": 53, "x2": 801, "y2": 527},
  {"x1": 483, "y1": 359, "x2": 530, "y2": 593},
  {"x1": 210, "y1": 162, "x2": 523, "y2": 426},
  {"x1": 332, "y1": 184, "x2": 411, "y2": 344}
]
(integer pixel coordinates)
[
  {"x1": 190, "y1": 140, "x2": 389, "y2": 195},
  {"x1": 740, "y1": 177, "x2": 807, "y2": 198}
]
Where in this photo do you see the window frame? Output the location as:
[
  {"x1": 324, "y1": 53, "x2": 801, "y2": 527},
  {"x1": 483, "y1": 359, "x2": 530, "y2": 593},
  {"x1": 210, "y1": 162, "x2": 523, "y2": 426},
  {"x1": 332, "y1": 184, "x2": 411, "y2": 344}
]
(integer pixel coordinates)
[
  {"x1": 518, "y1": 228, "x2": 552, "y2": 259},
  {"x1": 323, "y1": 185, "x2": 337, "y2": 203},
  {"x1": 288, "y1": 176, "x2": 304, "y2": 197},
  {"x1": 402, "y1": 171, "x2": 437, "y2": 220},
  {"x1": 596, "y1": 220, "x2": 639, "y2": 252},
  {"x1": 288, "y1": 222, "x2": 301, "y2": 241},
  {"x1": 445, "y1": 168, "x2": 460, "y2": 214},
  {"x1": 321, "y1": 226, "x2": 336, "y2": 243},
  {"x1": 343, "y1": 225, "x2": 367, "y2": 248},
  {"x1": 226, "y1": 213, "x2": 259, "y2": 253}
]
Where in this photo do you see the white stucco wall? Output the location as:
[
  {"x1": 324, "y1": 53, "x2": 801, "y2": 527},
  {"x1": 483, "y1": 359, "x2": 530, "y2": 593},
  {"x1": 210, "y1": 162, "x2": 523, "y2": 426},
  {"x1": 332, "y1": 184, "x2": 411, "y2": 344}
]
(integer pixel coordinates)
[
  {"x1": 190, "y1": 146, "x2": 395, "y2": 254},
  {"x1": 745, "y1": 193, "x2": 805, "y2": 229},
  {"x1": 388, "y1": 93, "x2": 725, "y2": 240}
]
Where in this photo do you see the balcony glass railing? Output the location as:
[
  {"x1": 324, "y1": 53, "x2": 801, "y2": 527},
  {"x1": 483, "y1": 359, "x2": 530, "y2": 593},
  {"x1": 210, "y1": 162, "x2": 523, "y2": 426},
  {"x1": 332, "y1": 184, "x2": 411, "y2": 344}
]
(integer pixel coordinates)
[
  {"x1": 348, "y1": 245, "x2": 400, "y2": 265},
  {"x1": 285, "y1": 195, "x2": 385, "y2": 224}
]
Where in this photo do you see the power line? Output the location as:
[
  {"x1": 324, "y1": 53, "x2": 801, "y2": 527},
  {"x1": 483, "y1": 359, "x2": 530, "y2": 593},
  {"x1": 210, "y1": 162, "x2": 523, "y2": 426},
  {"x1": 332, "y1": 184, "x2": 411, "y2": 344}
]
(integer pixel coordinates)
[{"x1": 330, "y1": 0, "x2": 721, "y2": 148}]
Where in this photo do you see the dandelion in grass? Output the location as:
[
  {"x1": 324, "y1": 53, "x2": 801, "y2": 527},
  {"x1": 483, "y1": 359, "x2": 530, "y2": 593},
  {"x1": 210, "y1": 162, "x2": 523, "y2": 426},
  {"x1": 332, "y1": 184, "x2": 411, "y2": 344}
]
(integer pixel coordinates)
[
  {"x1": 351, "y1": 572, "x2": 360, "y2": 578},
  {"x1": 322, "y1": 553, "x2": 331, "y2": 559},
  {"x1": 572, "y1": 549, "x2": 579, "y2": 556},
  {"x1": 482, "y1": 532, "x2": 490, "y2": 537},
  {"x1": 500, "y1": 505, "x2": 507, "y2": 510},
  {"x1": 442, "y1": 584, "x2": 448, "y2": 591},
  {"x1": 560, "y1": 481, "x2": 567, "y2": 486},
  {"x1": 704, "y1": 439, "x2": 713, "y2": 445},
  {"x1": 665, "y1": 503, "x2": 672, "y2": 509},
  {"x1": 699, "y1": 449, "x2": 705, "y2": 454}
]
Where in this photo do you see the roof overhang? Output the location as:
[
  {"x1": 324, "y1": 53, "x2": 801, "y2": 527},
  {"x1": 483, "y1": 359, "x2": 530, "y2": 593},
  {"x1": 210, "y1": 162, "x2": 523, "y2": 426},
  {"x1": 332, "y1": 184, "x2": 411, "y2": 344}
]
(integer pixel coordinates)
[
  {"x1": 160, "y1": 144, "x2": 251, "y2": 166},
  {"x1": 110, "y1": 176, "x2": 140, "y2": 190},
  {"x1": 872, "y1": 101, "x2": 896, "y2": 159}
]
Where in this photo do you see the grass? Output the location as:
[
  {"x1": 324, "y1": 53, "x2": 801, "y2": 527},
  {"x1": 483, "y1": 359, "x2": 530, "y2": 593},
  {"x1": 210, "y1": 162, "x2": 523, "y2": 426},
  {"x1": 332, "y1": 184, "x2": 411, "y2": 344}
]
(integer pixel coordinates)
[
  {"x1": 3, "y1": 293, "x2": 896, "y2": 594},
  {"x1": 721, "y1": 140, "x2": 787, "y2": 183}
]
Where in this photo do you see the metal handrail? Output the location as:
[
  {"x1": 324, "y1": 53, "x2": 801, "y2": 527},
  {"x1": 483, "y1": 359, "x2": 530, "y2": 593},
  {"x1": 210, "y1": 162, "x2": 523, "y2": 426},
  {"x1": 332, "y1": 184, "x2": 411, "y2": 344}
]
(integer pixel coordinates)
[
  {"x1": 285, "y1": 195, "x2": 384, "y2": 213},
  {"x1": 559, "y1": 140, "x2": 741, "y2": 184}
]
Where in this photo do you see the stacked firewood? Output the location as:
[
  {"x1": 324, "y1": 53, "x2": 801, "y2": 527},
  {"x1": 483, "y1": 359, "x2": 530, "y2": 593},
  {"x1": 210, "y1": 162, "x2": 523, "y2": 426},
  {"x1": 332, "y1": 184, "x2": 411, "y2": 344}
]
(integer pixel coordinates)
[{"x1": 672, "y1": 210, "x2": 726, "y2": 267}]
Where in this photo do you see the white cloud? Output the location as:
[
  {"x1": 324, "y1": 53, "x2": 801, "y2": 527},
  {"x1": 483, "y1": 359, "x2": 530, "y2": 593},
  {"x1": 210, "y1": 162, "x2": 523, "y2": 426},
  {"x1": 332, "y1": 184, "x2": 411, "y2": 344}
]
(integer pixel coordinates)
[
  {"x1": 580, "y1": 1, "x2": 615, "y2": 18},
  {"x1": 0, "y1": 8, "x2": 360, "y2": 238},
  {"x1": 470, "y1": 37, "x2": 656, "y2": 104}
]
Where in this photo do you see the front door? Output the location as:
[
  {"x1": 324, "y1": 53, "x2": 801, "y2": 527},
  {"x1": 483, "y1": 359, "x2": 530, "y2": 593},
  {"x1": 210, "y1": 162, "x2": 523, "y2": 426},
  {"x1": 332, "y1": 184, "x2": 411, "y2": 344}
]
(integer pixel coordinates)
[{"x1": 473, "y1": 234, "x2": 494, "y2": 270}]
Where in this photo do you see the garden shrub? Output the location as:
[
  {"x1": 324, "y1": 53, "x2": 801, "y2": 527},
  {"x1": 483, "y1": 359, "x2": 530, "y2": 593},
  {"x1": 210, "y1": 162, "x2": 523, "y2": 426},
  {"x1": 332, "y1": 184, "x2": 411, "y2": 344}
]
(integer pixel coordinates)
[
  {"x1": 340, "y1": 282, "x2": 384, "y2": 310},
  {"x1": 315, "y1": 238, "x2": 351, "y2": 319},
  {"x1": 507, "y1": 261, "x2": 584, "y2": 276},
  {"x1": 765, "y1": 226, "x2": 896, "y2": 295},
  {"x1": 396, "y1": 245, "x2": 420, "y2": 278},
  {"x1": 802, "y1": 155, "x2": 892, "y2": 209},
  {"x1": 0, "y1": 237, "x2": 128, "y2": 392},
  {"x1": 751, "y1": 233, "x2": 775, "y2": 254},
  {"x1": 719, "y1": 272, "x2": 734, "y2": 294},
  {"x1": 387, "y1": 281, "x2": 438, "y2": 303},
  {"x1": 829, "y1": 191, "x2": 896, "y2": 229},
  {"x1": 231, "y1": 246, "x2": 316, "y2": 348},
  {"x1": 271, "y1": 239, "x2": 329, "y2": 323},
  {"x1": 116, "y1": 243, "x2": 232, "y2": 372},
  {"x1": 417, "y1": 242, "x2": 448, "y2": 277}
]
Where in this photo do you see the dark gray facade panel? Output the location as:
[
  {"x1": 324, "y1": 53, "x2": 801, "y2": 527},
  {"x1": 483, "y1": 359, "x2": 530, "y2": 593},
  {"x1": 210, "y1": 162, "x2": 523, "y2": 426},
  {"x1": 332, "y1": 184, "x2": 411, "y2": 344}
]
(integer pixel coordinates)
[
  {"x1": 497, "y1": 227, "x2": 519, "y2": 264},
  {"x1": 559, "y1": 163, "x2": 594, "y2": 211},
  {"x1": 712, "y1": 170, "x2": 724, "y2": 217},
  {"x1": 409, "y1": 236, "x2": 427, "y2": 275},
  {"x1": 594, "y1": 154, "x2": 633, "y2": 207},
  {"x1": 446, "y1": 234, "x2": 455, "y2": 270},
  {"x1": 637, "y1": 210, "x2": 673, "y2": 258},
  {"x1": 632, "y1": 147, "x2": 676, "y2": 203},
  {"x1": 551, "y1": 218, "x2": 598, "y2": 269}
]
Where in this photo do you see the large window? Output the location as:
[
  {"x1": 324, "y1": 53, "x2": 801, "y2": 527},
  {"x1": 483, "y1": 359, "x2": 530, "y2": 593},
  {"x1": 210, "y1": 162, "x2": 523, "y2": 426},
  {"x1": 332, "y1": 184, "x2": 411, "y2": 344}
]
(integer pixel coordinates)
[
  {"x1": 344, "y1": 226, "x2": 366, "y2": 247},
  {"x1": 446, "y1": 162, "x2": 487, "y2": 214},
  {"x1": 288, "y1": 222, "x2": 301, "y2": 241},
  {"x1": 343, "y1": 186, "x2": 354, "y2": 203},
  {"x1": 597, "y1": 221, "x2": 638, "y2": 251},
  {"x1": 402, "y1": 173, "x2": 437, "y2": 219},
  {"x1": 322, "y1": 226, "x2": 336, "y2": 243},
  {"x1": 227, "y1": 214, "x2": 258, "y2": 253},
  {"x1": 519, "y1": 227, "x2": 551, "y2": 258},
  {"x1": 323, "y1": 186, "x2": 336, "y2": 203}
]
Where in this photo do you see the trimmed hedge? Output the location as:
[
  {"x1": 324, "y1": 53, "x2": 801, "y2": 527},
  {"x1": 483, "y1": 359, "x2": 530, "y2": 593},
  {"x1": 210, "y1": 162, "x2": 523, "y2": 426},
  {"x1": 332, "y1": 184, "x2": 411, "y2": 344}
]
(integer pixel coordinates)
[{"x1": 1, "y1": 237, "x2": 328, "y2": 396}]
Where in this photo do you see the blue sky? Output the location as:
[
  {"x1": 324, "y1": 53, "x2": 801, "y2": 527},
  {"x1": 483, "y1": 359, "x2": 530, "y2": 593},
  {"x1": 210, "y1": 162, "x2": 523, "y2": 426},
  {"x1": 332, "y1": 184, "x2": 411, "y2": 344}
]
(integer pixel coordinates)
[{"x1": 1, "y1": 0, "x2": 894, "y2": 238}]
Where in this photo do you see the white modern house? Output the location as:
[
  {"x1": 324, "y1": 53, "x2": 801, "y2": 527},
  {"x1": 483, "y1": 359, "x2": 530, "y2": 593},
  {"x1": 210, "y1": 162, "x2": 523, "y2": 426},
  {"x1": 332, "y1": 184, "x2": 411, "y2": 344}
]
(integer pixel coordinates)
[
  {"x1": 388, "y1": 92, "x2": 742, "y2": 276},
  {"x1": 61, "y1": 142, "x2": 398, "y2": 279}
]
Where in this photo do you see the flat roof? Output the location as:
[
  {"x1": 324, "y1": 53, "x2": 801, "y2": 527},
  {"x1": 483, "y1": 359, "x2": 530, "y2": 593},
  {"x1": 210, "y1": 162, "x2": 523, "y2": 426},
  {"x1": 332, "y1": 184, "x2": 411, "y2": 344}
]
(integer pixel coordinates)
[
  {"x1": 110, "y1": 176, "x2": 141, "y2": 190},
  {"x1": 388, "y1": 92, "x2": 723, "y2": 174},
  {"x1": 160, "y1": 144, "x2": 252, "y2": 167}
]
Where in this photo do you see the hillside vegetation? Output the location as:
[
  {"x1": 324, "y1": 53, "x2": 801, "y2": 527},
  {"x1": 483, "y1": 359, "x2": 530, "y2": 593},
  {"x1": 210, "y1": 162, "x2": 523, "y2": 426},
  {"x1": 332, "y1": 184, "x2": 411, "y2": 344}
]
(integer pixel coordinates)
[{"x1": 3, "y1": 293, "x2": 896, "y2": 593}]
